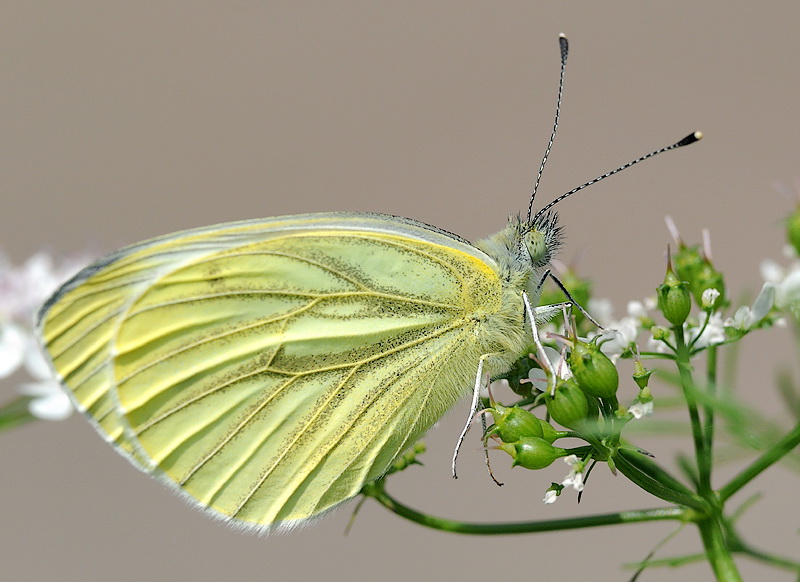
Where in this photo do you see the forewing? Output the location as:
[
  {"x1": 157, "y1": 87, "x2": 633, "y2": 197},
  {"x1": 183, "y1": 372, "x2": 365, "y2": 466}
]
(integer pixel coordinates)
[{"x1": 37, "y1": 213, "x2": 504, "y2": 531}]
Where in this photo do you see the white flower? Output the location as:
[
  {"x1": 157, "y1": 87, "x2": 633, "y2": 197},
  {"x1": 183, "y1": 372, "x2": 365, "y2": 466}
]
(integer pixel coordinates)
[
  {"x1": 527, "y1": 346, "x2": 572, "y2": 392},
  {"x1": 701, "y1": 288, "x2": 721, "y2": 309},
  {"x1": 586, "y1": 299, "x2": 651, "y2": 361},
  {"x1": 760, "y1": 259, "x2": 800, "y2": 312},
  {"x1": 725, "y1": 283, "x2": 775, "y2": 331},
  {"x1": 775, "y1": 270, "x2": 800, "y2": 311},
  {"x1": 687, "y1": 311, "x2": 726, "y2": 348},
  {"x1": 596, "y1": 316, "x2": 640, "y2": 361},
  {"x1": 19, "y1": 381, "x2": 72, "y2": 421},
  {"x1": 543, "y1": 489, "x2": 559, "y2": 504},
  {"x1": 628, "y1": 400, "x2": 654, "y2": 419},
  {"x1": 0, "y1": 250, "x2": 89, "y2": 421},
  {"x1": 628, "y1": 300, "x2": 650, "y2": 318},
  {"x1": 587, "y1": 297, "x2": 613, "y2": 327},
  {"x1": 561, "y1": 454, "x2": 585, "y2": 492}
]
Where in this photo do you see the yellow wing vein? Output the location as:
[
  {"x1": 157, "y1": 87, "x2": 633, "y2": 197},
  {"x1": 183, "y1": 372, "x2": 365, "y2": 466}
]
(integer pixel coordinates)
[
  {"x1": 175, "y1": 371, "x2": 306, "y2": 488},
  {"x1": 141, "y1": 318, "x2": 463, "y2": 472},
  {"x1": 226, "y1": 325, "x2": 470, "y2": 518},
  {"x1": 304, "y1": 346, "x2": 449, "y2": 517},
  {"x1": 133, "y1": 326, "x2": 288, "y2": 435},
  {"x1": 44, "y1": 274, "x2": 155, "y2": 322},
  {"x1": 228, "y1": 363, "x2": 364, "y2": 518},
  {"x1": 48, "y1": 304, "x2": 126, "y2": 361},
  {"x1": 116, "y1": 297, "x2": 324, "y2": 388}
]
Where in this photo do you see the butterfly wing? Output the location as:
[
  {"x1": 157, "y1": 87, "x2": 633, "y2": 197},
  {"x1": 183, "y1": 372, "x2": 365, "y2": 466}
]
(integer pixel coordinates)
[{"x1": 38, "y1": 212, "x2": 514, "y2": 531}]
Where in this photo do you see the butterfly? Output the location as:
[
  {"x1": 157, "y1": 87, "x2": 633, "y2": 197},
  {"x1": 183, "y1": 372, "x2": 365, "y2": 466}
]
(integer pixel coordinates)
[{"x1": 36, "y1": 35, "x2": 700, "y2": 533}]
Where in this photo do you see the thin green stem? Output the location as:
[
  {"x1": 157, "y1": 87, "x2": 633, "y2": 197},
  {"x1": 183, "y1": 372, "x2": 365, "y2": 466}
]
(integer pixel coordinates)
[
  {"x1": 0, "y1": 396, "x2": 36, "y2": 432},
  {"x1": 704, "y1": 346, "x2": 718, "y2": 485},
  {"x1": 697, "y1": 518, "x2": 743, "y2": 581},
  {"x1": 719, "y1": 420, "x2": 800, "y2": 501},
  {"x1": 674, "y1": 325, "x2": 711, "y2": 494},
  {"x1": 363, "y1": 482, "x2": 692, "y2": 535}
]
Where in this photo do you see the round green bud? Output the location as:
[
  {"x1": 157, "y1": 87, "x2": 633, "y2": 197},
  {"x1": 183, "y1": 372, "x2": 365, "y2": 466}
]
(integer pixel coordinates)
[
  {"x1": 487, "y1": 404, "x2": 543, "y2": 443},
  {"x1": 657, "y1": 268, "x2": 692, "y2": 326},
  {"x1": 499, "y1": 437, "x2": 567, "y2": 470},
  {"x1": 545, "y1": 378, "x2": 590, "y2": 430},
  {"x1": 568, "y1": 339, "x2": 619, "y2": 399},
  {"x1": 672, "y1": 243, "x2": 704, "y2": 287},
  {"x1": 537, "y1": 418, "x2": 560, "y2": 444},
  {"x1": 651, "y1": 326, "x2": 670, "y2": 341}
]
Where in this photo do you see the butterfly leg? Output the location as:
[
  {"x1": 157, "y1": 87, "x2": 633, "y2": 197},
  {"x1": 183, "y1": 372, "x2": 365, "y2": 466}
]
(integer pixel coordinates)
[
  {"x1": 522, "y1": 291, "x2": 556, "y2": 378},
  {"x1": 480, "y1": 411, "x2": 503, "y2": 486},
  {"x1": 451, "y1": 354, "x2": 492, "y2": 479},
  {"x1": 544, "y1": 271, "x2": 604, "y2": 330}
]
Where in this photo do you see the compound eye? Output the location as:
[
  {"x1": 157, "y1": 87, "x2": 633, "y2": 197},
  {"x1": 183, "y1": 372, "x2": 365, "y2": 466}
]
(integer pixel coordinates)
[{"x1": 524, "y1": 229, "x2": 548, "y2": 266}]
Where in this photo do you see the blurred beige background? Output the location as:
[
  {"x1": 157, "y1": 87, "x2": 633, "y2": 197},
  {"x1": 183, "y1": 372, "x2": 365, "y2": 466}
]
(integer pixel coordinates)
[{"x1": 3, "y1": 2, "x2": 800, "y2": 581}]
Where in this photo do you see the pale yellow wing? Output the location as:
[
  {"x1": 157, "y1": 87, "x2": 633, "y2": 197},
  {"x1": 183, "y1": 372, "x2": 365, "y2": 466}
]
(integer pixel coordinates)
[{"x1": 37, "y1": 213, "x2": 510, "y2": 532}]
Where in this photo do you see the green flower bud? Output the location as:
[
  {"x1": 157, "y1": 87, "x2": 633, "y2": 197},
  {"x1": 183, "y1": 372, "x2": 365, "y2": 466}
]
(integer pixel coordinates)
[
  {"x1": 692, "y1": 260, "x2": 726, "y2": 308},
  {"x1": 650, "y1": 326, "x2": 670, "y2": 342},
  {"x1": 545, "y1": 378, "x2": 590, "y2": 430},
  {"x1": 672, "y1": 243, "x2": 704, "y2": 287},
  {"x1": 537, "y1": 418, "x2": 560, "y2": 444},
  {"x1": 787, "y1": 207, "x2": 800, "y2": 256},
  {"x1": 670, "y1": 241, "x2": 726, "y2": 309},
  {"x1": 568, "y1": 338, "x2": 619, "y2": 399},
  {"x1": 499, "y1": 437, "x2": 567, "y2": 470},
  {"x1": 486, "y1": 404, "x2": 543, "y2": 443},
  {"x1": 500, "y1": 350, "x2": 538, "y2": 398},
  {"x1": 657, "y1": 265, "x2": 691, "y2": 326},
  {"x1": 633, "y1": 359, "x2": 655, "y2": 391}
]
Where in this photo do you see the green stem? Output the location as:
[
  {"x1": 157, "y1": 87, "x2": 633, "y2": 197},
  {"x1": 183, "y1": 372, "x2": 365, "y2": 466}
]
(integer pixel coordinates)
[
  {"x1": 697, "y1": 518, "x2": 743, "y2": 581},
  {"x1": 719, "y1": 420, "x2": 800, "y2": 501},
  {"x1": 674, "y1": 325, "x2": 711, "y2": 494},
  {"x1": 704, "y1": 346, "x2": 718, "y2": 485},
  {"x1": 0, "y1": 396, "x2": 36, "y2": 432},
  {"x1": 363, "y1": 482, "x2": 692, "y2": 535}
]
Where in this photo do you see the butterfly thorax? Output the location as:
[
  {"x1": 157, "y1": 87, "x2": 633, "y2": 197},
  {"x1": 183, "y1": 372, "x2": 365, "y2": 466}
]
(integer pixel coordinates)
[{"x1": 468, "y1": 213, "x2": 563, "y2": 377}]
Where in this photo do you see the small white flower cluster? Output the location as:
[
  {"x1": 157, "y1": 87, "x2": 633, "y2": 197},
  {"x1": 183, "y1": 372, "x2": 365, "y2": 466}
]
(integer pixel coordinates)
[
  {"x1": 591, "y1": 281, "x2": 777, "y2": 363},
  {"x1": 589, "y1": 298, "x2": 654, "y2": 362},
  {"x1": 543, "y1": 455, "x2": 585, "y2": 504},
  {"x1": 0, "y1": 251, "x2": 89, "y2": 420}
]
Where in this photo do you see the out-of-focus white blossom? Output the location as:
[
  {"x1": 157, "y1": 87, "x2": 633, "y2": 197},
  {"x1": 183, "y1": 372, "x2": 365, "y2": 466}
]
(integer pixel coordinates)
[
  {"x1": 688, "y1": 311, "x2": 726, "y2": 348},
  {"x1": 0, "y1": 251, "x2": 89, "y2": 420},
  {"x1": 726, "y1": 283, "x2": 776, "y2": 331},
  {"x1": 761, "y1": 259, "x2": 800, "y2": 313},
  {"x1": 589, "y1": 299, "x2": 652, "y2": 361},
  {"x1": 628, "y1": 400, "x2": 654, "y2": 419}
]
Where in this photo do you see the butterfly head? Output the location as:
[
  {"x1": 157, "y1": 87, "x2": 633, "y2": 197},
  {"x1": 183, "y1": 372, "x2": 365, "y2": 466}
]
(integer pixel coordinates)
[{"x1": 475, "y1": 212, "x2": 563, "y2": 286}]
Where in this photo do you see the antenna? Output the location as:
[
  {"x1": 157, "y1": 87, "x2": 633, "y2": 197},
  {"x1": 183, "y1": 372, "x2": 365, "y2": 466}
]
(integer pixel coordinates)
[
  {"x1": 526, "y1": 33, "x2": 569, "y2": 223},
  {"x1": 531, "y1": 131, "x2": 703, "y2": 223}
]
